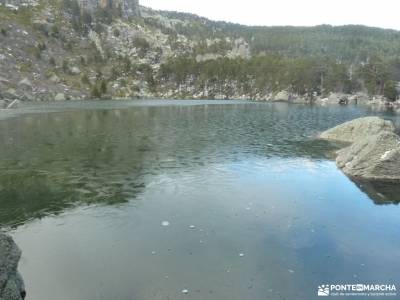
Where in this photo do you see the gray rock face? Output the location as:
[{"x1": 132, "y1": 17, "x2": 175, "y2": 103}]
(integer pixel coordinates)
[
  {"x1": 121, "y1": 0, "x2": 140, "y2": 18},
  {"x1": 319, "y1": 116, "x2": 395, "y2": 143},
  {"x1": 336, "y1": 132, "x2": 400, "y2": 180},
  {"x1": 321, "y1": 117, "x2": 400, "y2": 181},
  {"x1": 78, "y1": 0, "x2": 140, "y2": 18},
  {"x1": 0, "y1": 234, "x2": 25, "y2": 300}
]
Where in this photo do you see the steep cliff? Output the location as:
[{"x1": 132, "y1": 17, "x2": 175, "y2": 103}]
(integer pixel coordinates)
[{"x1": 78, "y1": 0, "x2": 139, "y2": 18}]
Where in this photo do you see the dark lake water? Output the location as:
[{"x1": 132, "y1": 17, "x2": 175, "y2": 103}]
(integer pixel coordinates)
[{"x1": 0, "y1": 100, "x2": 399, "y2": 300}]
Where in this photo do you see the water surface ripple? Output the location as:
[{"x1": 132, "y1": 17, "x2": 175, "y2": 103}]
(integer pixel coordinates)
[{"x1": 0, "y1": 100, "x2": 399, "y2": 300}]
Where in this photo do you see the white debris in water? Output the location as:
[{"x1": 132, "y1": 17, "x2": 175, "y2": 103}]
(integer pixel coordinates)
[
  {"x1": 288, "y1": 269, "x2": 295, "y2": 274},
  {"x1": 151, "y1": 251, "x2": 156, "y2": 255},
  {"x1": 189, "y1": 225, "x2": 196, "y2": 229},
  {"x1": 199, "y1": 240, "x2": 204, "y2": 244},
  {"x1": 245, "y1": 207, "x2": 251, "y2": 211},
  {"x1": 181, "y1": 289, "x2": 189, "y2": 294},
  {"x1": 239, "y1": 253, "x2": 245, "y2": 257},
  {"x1": 161, "y1": 221, "x2": 170, "y2": 227}
]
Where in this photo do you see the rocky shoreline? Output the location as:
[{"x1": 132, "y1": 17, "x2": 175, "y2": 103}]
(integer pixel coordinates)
[
  {"x1": 1, "y1": 91, "x2": 400, "y2": 110},
  {"x1": 0, "y1": 234, "x2": 25, "y2": 300},
  {"x1": 320, "y1": 116, "x2": 400, "y2": 181}
]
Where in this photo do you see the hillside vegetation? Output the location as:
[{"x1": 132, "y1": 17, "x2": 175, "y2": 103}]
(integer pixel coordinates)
[{"x1": 1, "y1": 0, "x2": 400, "y2": 102}]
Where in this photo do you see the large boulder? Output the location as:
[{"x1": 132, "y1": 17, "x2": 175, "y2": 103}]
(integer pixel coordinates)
[
  {"x1": 336, "y1": 132, "x2": 400, "y2": 180},
  {"x1": 315, "y1": 93, "x2": 350, "y2": 105},
  {"x1": 49, "y1": 74, "x2": 60, "y2": 83},
  {"x1": 70, "y1": 67, "x2": 81, "y2": 75},
  {"x1": 320, "y1": 117, "x2": 395, "y2": 143},
  {"x1": 17, "y1": 78, "x2": 32, "y2": 91},
  {"x1": 273, "y1": 91, "x2": 290, "y2": 102},
  {"x1": 54, "y1": 93, "x2": 66, "y2": 101},
  {"x1": 353, "y1": 92, "x2": 371, "y2": 105},
  {"x1": 0, "y1": 234, "x2": 25, "y2": 300},
  {"x1": 320, "y1": 117, "x2": 400, "y2": 181}
]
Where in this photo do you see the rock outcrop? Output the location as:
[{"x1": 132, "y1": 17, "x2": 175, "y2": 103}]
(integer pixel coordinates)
[
  {"x1": 78, "y1": 0, "x2": 140, "y2": 18},
  {"x1": 0, "y1": 234, "x2": 25, "y2": 300},
  {"x1": 55, "y1": 93, "x2": 66, "y2": 101},
  {"x1": 273, "y1": 91, "x2": 290, "y2": 102},
  {"x1": 320, "y1": 117, "x2": 400, "y2": 181},
  {"x1": 336, "y1": 131, "x2": 400, "y2": 180},
  {"x1": 319, "y1": 116, "x2": 395, "y2": 143}
]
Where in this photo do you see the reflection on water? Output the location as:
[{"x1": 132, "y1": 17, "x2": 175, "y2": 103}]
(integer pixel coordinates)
[
  {"x1": 352, "y1": 179, "x2": 400, "y2": 205},
  {"x1": 0, "y1": 101, "x2": 399, "y2": 300}
]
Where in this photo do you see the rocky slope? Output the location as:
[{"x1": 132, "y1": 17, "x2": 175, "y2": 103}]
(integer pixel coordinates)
[{"x1": 1, "y1": 0, "x2": 400, "y2": 103}]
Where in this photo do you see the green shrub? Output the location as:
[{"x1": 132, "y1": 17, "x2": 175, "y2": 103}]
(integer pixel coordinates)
[
  {"x1": 384, "y1": 80, "x2": 398, "y2": 101},
  {"x1": 40, "y1": 42, "x2": 46, "y2": 51},
  {"x1": 133, "y1": 37, "x2": 150, "y2": 58},
  {"x1": 50, "y1": 25, "x2": 60, "y2": 38},
  {"x1": 49, "y1": 57, "x2": 56, "y2": 66},
  {"x1": 81, "y1": 73, "x2": 90, "y2": 85},
  {"x1": 91, "y1": 85, "x2": 101, "y2": 98},
  {"x1": 113, "y1": 28, "x2": 120, "y2": 37},
  {"x1": 80, "y1": 56, "x2": 86, "y2": 66},
  {"x1": 100, "y1": 79, "x2": 107, "y2": 94},
  {"x1": 62, "y1": 59, "x2": 69, "y2": 73}
]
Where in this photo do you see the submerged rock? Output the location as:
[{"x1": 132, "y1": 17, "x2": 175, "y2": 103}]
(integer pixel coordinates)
[
  {"x1": 0, "y1": 234, "x2": 26, "y2": 300},
  {"x1": 320, "y1": 117, "x2": 395, "y2": 143},
  {"x1": 321, "y1": 117, "x2": 400, "y2": 181}
]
